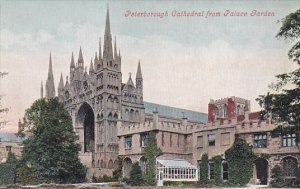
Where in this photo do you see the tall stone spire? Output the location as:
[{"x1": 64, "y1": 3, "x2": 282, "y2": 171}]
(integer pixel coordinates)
[
  {"x1": 45, "y1": 53, "x2": 55, "y2": 99},
  {"x1": 114, "y1": 36, "x2": 118, "y2": 59},
  {"x1": 136, "y1": 60, "x2": 142, "y2": 79},
  {"x1": 41, "y1": 81, "x2": 44, "y2": 98},
  {"x1": 103, "y1": 5, "x2": 113, "y2": 60}
]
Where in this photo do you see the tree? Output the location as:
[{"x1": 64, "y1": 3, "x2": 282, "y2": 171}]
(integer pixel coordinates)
[
  {"x1": 17, "y1": 98, "x2": 86, "y2": 184},
  {"x1": 0, "y1": 152, "x2": 18, "y2": 185},
  {"x1": 199, "y1": 153, "x2": 209, "y2": 184},
  {"x1": 269, "y1": 165, "x2": 286, "y2": 188},
  {"x1": 256, "y1": 9, "x2": 300, "y2": 145},
  {"x1": 144, "y1": 131, "x2": 161, "y2": 185},
  {"x1": 129, "y1": 161, "x2": 143, "y2": 186},
  {"x1": 225, "y1": 136, "x2": 256, "y2": 186}
]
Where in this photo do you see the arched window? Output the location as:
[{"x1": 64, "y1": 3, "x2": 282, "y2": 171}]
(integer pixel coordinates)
[
  {"x1": 123, "y1": 158, "x2": 132, "y2": 178},
  {"x1": 114, "y1": 113, "x2": 118, "y2": 119},
  {"x1": 108, "y1": 159, "x2": 113, "y2": 169},
  {"x1": 101, "y1": 160, "x2": 106, "y2": 168},
  {"x1": 140, "y1": 157, "x2": 147, "y2": 175},
  {"x1": 108, "y1": 112, "x2": 112, "y2": 119},
  {"x1": 282, "y1": 157, "x2": 298, "y2": 178},
  {"x1": 130, "y1": 109, "x2": 134, "y2": 120}
]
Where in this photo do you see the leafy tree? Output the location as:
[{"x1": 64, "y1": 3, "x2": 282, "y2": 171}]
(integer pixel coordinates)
[
  {"x1": 129, "y1": 161, "x2": 143, "y2": 186},
  {"x1": 269, "y1": 165, "x2": 286, "y2": 188},
  {"x1": 225, "y1": 136, "x2": 256, "y2": 186},
  {"x1": 199, "y1": 153, "x2": 209, "y2": 184},
  {"x1": 256, "y1": 9, "x2": 300, "y2": 144},
  {"x1": 212, "y1": 155, "x2": 222, "y2": 185},
  {"x1": 0, "y1": 152, "x2": 18, "y2": 185},
  {"x1": 17, "y1": 98, "x2": 86, "y2": 184},
  {"x1": 144, "y1": 131, "x2": 161, "y2": 185}
]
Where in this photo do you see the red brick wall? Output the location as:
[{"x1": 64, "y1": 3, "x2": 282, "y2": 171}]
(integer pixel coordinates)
[
  {"x1": 208, "y1": 103, "x2": 216, "y2": 122},
  {"x1": 227, "y1": 98, "x2": 236, "y2": 119}
]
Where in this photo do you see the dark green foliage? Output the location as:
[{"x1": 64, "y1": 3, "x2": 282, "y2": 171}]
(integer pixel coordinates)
[
  {"x1": 225, "y1": 137, "x2": 256, "y2": 186},
  {"x1": 277, "y1": 9, "x2": 300, "y2": 64},
  {"x1": 0, "y1": 152, "x2": 18, "y2": 185},
  {"x1": 16, "y1": 164, "x2": 41, "y2": 185},
  {"x1": 144, "y1": 131, "x2": 161, "y2": 186},
  {"x1": 199, "y1": 153, "x2": 209, "y2": 184},
  {"x1": 128, "y1": 162, "x2": 143, "y2": 186},
  {"x1": 257, "y1": 9, "x2": 300, "y2": 146},
  {"x1": 18, "y1": 98, "x2": 86, "y2": 184},
  {"x1": 212, "y1": 155, "x2": 222, "y2": 185},
  {"x1": 270, "y1": 165, "x2": 286, "y2": 188},
  {"x1": 92, "y1": 174, "x2": 117, "y2": 183}
]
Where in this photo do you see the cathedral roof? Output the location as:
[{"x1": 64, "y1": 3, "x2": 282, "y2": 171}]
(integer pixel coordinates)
[{"x1": 144, "y1": 102, "x2": 207, "y2": 123}]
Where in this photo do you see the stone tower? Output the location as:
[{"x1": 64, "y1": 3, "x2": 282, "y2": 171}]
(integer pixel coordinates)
[
  {"x1": 43, "y1": 6, "x2": 145, "y2": 175},
  {"x1": 45, "y1": 53, "x2": 55, "y2": 99}
]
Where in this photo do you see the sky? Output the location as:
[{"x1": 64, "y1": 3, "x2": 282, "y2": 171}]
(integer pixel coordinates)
[{"x1": 0, "y1": 0, "x2": 299, "y2": 132}]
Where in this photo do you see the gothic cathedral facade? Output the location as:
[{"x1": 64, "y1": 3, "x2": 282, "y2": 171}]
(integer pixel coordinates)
[{"x1": 43, "y1": 7, "x2": 145, "y2": 174}]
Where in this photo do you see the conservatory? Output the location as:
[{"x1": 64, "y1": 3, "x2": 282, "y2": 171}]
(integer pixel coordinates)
[{"x1": 156, "y1": 159, "x2": 198, "y2": 186}]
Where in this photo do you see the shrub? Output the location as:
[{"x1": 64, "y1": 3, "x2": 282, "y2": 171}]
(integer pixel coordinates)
[
  {"x1": 199, "y1": 153, "x2": 209, "y2": 184},
  {"x1": 270, "y1": 165, "x2": 286, "y2": 188},
  {"x1": 0, "y1": 152, "x2": 18, "y2": 185}
]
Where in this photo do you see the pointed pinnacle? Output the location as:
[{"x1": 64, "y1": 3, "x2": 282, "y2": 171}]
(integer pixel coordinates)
[
  {"x1": 105, "y1": 5, "x2": 111, "y2": 36},
  {"x1": 48, "y1": 52, "x2": 53, "y2": 80},
  {"x1": 89, "y1": 58, "x2": 94, "y2": 73},
  {"x1": 70, "y1": 52, "x2": 75, "y2": 68},
  {"x1": 95, "y1": 52, "x2": 98, "y2": 61},
  {"x1": 58, "y1": 72, "x2": 64, "y2": 89},
  {"x1": 78, "y1": 46, "x2": 84, "y2": 63},
  {"x1": 136, "y1": 60, "x2": 142, "y2": 79}
]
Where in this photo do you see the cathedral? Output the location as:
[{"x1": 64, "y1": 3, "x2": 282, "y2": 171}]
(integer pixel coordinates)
[{"x1": 42, "y1": 7, "x2": 300, "y2": 185}]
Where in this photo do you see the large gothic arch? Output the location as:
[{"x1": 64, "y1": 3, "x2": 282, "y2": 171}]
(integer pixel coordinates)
[{"x1": 77, "y1": 102, "x2": 95, "y2": 153}]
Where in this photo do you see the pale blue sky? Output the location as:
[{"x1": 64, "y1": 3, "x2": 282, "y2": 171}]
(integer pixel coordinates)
[{"x1": 0, "y1": 0, "x2": 299, "y2": 132}]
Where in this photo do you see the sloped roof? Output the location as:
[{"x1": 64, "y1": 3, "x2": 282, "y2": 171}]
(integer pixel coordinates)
[
  {"x1": 0, "y1": 133, "x2": 25, "y2": 143},
  {"x1": 157, "y1": 159, "x2": 196, "y2": 169},
  {"x1": 144, "y1": 102, "x2": 207, "y2": 123}
]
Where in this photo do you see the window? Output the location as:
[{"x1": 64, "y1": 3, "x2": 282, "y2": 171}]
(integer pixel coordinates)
[
  {"x1": 125, "y1": 136, "x2": 132, "y2": 149},
  {"x1": 140, "y1": 133, "x2": 148, "y2": 147},
  {"x1": 253, "y1": 133, "x2": 267, "y2": 148},
  {"x1": 6, "y1": 146, "x2": 12, "y2": 152},
  {"x1": 282, "y1": 157, "x2": 298, "y2": 178},
  {"x1": 170, "y1": 133, "x2": 172, "y2": 147},
  {"x1": 197, "y1": 136, "x2": 203, "y2": 147},
  {"x1": 282, "y1": 133, "x2": 296, "y2": 147},
  {"x1": 209, "y1": 162, "x2": 215, "y2": 180},
  {"x1": 208, "y1": 134, "x2": 215, "y2": 146},
  {"x1": 222, "y1": 162, "x2": 228, "y2": 180}
]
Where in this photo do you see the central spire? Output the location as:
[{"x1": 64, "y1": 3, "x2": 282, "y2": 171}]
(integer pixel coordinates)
[{"x1": 103, "y1": 5, "x2": 113, "y2": 60}]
